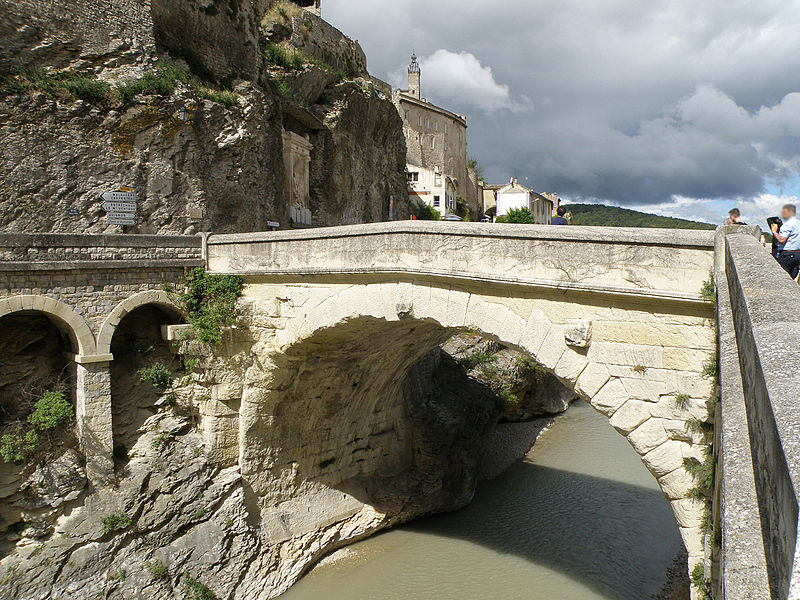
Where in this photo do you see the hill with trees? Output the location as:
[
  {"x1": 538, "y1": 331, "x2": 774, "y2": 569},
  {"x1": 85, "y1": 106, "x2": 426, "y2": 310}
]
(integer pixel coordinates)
[{"x1": 563, "y1": 203, "x2": 716, "y2": 230}]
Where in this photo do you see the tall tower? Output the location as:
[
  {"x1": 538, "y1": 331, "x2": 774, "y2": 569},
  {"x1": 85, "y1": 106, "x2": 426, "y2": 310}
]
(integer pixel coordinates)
[{"x1": 408, "y1": 52, "x2": 420, "y2": 99}]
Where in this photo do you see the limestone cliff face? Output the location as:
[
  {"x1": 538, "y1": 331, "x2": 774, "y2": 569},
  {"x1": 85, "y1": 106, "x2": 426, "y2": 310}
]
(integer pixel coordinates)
[
  {"x1": 0, "y1": 0, "x2": 409, "y2": 233},
  {"x1": 0, "y1": 335, "x2": 499, "y2": 599}
]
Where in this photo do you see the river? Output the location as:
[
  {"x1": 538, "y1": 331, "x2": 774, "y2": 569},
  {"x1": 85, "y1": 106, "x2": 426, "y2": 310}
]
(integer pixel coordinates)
[{"x1": 278, "y1": 401, "x2": 683, "y2": 600}]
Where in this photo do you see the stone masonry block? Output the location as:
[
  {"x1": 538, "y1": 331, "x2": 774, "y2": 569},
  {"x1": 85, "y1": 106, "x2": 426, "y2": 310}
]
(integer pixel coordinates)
[
  {"x1": 576, "y1": 362, "x2": 611, "y2": 399},
  {"x1": 518, "y1": 309, "x2": 551, "y2": 357},
  {"x1": 627, "y1": 417, "x2": 669, "y2": 455},
  {"x1": 658, "y1": 467, "x2": 695, "y2": 500},
  {"x1": 641, "y1": 439, "x2": 687, "y2": 477},
  {"x1": 589, "y1": 377, "x2": 627, "y2": 416},
  {"x1": 671, "y1": 498, "x2": 705, "y2": 529},
  {"x1": 537, "y1": 325, "x2": 567, "y2": 369},
  {"x1": 554, "y1": 347, "x2": 589, "y2": 384},
  {"x1": 608, "y1": 399, "x2": 650, "y2": 434},
  {"x1": 564, "y1": 319, "x2": 592, "y2": 348}
]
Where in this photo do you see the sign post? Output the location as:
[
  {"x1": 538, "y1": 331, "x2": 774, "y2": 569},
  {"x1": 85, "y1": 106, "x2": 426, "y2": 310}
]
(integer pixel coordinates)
[{"x1": 101, "y1": 189, "x2": 137, "y2": 226}]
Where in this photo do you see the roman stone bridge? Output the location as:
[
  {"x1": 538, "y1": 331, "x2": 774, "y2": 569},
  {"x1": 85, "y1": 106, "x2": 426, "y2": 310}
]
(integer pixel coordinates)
[{"x1": 0, "y1": 222, "x2": 795, "y2": 600}]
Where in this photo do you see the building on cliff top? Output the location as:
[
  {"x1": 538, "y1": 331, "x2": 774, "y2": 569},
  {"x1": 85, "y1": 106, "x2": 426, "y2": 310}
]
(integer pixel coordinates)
[
  {"x1": 290, "y1": 0, "x2": 321, "y2": 16},
  {"x1": 393, "y1": 53, "x2": 480, "y2": 219}
]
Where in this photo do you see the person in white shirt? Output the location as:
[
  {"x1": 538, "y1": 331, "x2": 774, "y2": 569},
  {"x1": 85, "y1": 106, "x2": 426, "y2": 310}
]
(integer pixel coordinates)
[{"x1": 772, "y1": 204, "x2": 800, "y2": 280}]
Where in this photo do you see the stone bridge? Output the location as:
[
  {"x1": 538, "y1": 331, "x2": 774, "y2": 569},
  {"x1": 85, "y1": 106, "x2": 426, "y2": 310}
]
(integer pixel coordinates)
[{"x1": 0, "y1": 222, "x2": 796, "y2": 600}]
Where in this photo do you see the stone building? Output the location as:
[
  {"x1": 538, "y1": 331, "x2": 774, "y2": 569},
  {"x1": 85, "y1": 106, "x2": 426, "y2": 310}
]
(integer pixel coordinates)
[{"x1": 393, "y1": 53, "x2": 480, "y2": 217}]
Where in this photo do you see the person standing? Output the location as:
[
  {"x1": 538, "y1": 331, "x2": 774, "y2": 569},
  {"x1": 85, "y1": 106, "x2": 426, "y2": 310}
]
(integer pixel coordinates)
[
  {"x1": 551, "y1": 206, "x2": 569, "y2": 225},
  {"x1": 772, "y1": 204, "x2": 800, "y2": 280},
  {"x1": 724, "y1": 208, "x2": 747, "y2": 225}
]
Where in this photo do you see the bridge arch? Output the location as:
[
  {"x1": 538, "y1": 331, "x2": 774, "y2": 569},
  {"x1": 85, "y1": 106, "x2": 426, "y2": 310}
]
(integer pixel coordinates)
[
  {"x1": 239, "y1": 279, "x2": 714, "y2": 576},
  {"x1": 97, "y1": 290, "x2": 185, "y2": 356},
  {"x1": 0, "y1": 295, "x2": 96, "y2": 356}
]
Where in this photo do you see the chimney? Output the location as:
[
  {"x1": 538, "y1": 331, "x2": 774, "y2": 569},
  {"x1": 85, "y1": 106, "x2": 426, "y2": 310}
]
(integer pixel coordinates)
[{"x1": 408, "y1": 52, "x2": 421, "y2": 99}]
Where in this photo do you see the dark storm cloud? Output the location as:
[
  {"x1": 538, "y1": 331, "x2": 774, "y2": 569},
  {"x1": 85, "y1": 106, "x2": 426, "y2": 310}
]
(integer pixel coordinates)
[{"x1": 324, "y1": 0, "x2": 800, "y2": 217}]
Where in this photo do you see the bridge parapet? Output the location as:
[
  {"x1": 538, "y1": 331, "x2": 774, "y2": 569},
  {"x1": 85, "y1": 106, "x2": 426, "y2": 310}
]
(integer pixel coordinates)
[
  {"x1": 207, "y1": 221, "x2": 716, "y2": 305},
  {"x1": 718, "y1": 227, "x2": 800, "y2": 600}
]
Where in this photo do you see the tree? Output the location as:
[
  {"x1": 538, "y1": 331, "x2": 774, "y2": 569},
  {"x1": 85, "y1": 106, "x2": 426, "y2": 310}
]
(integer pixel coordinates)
[{"x1": 496, "y1": 207, "x2": 536, "y2": 224}]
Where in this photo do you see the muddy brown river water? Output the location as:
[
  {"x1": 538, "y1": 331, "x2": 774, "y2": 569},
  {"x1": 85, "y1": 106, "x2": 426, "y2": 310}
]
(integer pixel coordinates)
[{"x1": 278, "y1": 401, "x2": 683, "y2": 600}]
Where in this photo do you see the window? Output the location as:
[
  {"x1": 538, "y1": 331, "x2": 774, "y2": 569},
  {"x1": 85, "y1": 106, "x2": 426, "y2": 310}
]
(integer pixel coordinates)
[
  {"x1": 408, "y1": 172, "x2": 419, "y2": 182},
  {"x1": 444, "y1": 141, "x2": 448, "y2": 152},
  {"x1": 418, "y1": 115, "x2": 423, "y2": 127},
  {"x1": 435, "y1": 173, "x2": 442, "y2": 186},
  {"x1": 434, "y1": 121, "x2": 438, "y2": 131},
  {"x1": 404, "y1": 111, "x2": 409, "y2": 122},
  {"x1": 444, "y1": 123, "x2": 448, "y2": 134},
  {"x1": 426, "y1": 118, "x2": 430, "y2": 129},
  {"x1": 431, "y1": 137, "x2": 435, "y2": 149},
  {"x1": 433, "y1": 196, "x2": 440, "y2": 207}
]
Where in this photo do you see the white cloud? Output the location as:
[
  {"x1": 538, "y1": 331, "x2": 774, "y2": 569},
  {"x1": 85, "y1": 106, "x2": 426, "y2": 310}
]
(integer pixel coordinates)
[{"x1": 390, "y1": 50, "x2": 533, "y2": 114}]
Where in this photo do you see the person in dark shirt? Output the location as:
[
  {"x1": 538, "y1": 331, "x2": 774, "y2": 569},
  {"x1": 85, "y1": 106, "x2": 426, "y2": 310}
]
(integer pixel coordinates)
[{"x1": 551, "y1": 206, "x2": 569, "y2": 225}]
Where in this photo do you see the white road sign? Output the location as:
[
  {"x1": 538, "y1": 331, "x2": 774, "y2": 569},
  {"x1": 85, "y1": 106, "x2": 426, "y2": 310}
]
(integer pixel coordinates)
[
  {"x1": 101, "y1": 191, "x2": 136, "y2": 203},
  {"x1": 107, "y1": 212, "x2": 137, "y2": 226},
  {"x1": 102, "y1": 201, "x2": 137, "y2": 213}
]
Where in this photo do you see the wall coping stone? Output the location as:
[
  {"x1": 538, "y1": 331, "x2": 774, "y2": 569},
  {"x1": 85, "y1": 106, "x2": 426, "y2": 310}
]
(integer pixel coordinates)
[
  {"x1": 724, "y1": 229, "x2": 800, "y2": 598},
  {"x1": 206, "y1": 221, "x2": 716, "y2": 249},
  {"x1": 0, "y1": 233, "x2": 203, "y2": 248},
  {"x1": 0, "y1": 259, "x2": 204, "y2": 272}
]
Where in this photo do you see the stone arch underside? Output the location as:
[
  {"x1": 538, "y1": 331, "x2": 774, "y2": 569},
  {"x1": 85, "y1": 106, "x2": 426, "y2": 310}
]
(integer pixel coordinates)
[
  {"x1": 97, "y1": 290, "x2": 185, "y2": 357},
  {"x1": 236, "y1": 278, "x2": 716, "y2": 578},
  {"x1": 0, "y1": 295, "x2": 96, "y2": 357}
]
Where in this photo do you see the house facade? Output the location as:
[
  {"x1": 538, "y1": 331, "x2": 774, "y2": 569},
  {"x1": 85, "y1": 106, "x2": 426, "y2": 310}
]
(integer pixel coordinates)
[
  {"x1": 494, "y1": 178, "x2": 554, "y2": 224},
  {"x1": 407, "y1": 166, "x2": 458, "y2": 217},
  {"x1": 393, "y1": 54, "x2": 478, "y2": 217}
]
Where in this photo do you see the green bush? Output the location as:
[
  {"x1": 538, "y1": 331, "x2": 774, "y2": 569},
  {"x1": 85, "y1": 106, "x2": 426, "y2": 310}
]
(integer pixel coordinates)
[
  {"x1": 0, "y1": 390, "x2": 74, "y2": 463},
  {"x1": 690, "y1": 563, "x2": 710, "y2": 599},
  {"x1": 0, "y1": 430, "x2": 39, "y2": 463},
  {"x1": 102, "y1": 513, "x2": 132, "y2": 535},
  {"x1": 496, "y1": 207, "x2": 536, "y2": 224},
  {"x1": 410, "y1": 198, "x2": 440, "y2": 221},
  {"x1": 139, "y1": 363, "x2": 173, "y2": 390},
  {"x1": 184, "y1": 573, "x2": 218, "y2": 600},
  {"x1": 146, "y1": 559, "x2": 168, "y2": 579},
  {"x1": 180, "y1": 268, "x2": 244, "y2": 345},
  {"x1": 28, "y1": 391, "x2": 73, "y2": 430},
  {"x1": 457, "y1": 350, "x2": 497, "y2": 371},
  {"x1": 700, "y1": 273, "x2": 717, "y2": 303}
]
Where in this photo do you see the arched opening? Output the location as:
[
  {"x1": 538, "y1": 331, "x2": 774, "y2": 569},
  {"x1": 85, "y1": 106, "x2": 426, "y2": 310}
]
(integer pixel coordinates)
[
  {"x1": 109, "y1": 304, "x2": 184, "y2": 466},
  {"x1": 0, "y1": 311, "x2": 80, "y2": 546},
  {"x1": 239, "y1": 303, "x2": 699, "y2": 598}
]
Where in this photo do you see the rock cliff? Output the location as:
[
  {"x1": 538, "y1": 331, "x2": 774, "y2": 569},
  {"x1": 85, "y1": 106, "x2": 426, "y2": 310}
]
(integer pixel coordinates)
[{"x1": 0, "y1": 0, "x2": 409, "y2": 234}]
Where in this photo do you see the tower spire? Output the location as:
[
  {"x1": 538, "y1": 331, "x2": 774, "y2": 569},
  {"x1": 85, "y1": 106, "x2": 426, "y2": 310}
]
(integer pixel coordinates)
[{"x1": 408, "y1": 51, "x2": 421, "y2": 99}]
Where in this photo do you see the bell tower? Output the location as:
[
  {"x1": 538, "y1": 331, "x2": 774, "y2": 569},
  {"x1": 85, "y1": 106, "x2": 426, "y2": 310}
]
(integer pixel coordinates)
[{"x1": 408, "y1": 52, "x2": 421, "y2": 99}]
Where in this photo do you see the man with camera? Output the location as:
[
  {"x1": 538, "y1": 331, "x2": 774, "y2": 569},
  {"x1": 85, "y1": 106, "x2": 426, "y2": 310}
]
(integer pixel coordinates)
[{"x1": 772, "y1": 204, "x2": 800, "y2": 280}]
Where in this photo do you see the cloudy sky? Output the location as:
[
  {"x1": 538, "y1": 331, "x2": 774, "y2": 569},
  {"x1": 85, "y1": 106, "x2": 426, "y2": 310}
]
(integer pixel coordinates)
[{"x1": 324, "y1": 0, "x2": 800, "y2": 225}]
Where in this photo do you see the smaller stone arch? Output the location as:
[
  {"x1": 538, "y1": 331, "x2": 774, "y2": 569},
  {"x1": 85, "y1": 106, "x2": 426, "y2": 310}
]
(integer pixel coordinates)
[
  {"x1": 0, "y1": 295, "x2": 96, "y2": 356},
  {"x1": 97, "y1": 290, "x2": 186, "y2": 356}
]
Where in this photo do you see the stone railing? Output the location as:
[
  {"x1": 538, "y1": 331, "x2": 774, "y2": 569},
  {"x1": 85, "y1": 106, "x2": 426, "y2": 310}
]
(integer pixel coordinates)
[
  {"x1": 0, "y1": 233, "x2": 203, "y2": 270},
  {"x1": 718, "y1": 227, "x2": 800, "y2": 599},
  {"x1": 206, "y1": 221, "x2": 716, "y2": 305}
]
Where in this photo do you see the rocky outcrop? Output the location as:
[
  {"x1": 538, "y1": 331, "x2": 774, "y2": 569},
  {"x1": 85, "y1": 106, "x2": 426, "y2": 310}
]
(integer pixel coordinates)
[
  {"x1": 0, "y1": 0, "x2": 409, "y2": 233},
  {"x1": 443, "y1": 334, "x2": 576, "y2": 421}
]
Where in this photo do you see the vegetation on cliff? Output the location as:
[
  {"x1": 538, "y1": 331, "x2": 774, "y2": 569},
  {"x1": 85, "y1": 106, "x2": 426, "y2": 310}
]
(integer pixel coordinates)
[
  {"x1": 0, "y1": 62, "x2": 239, "y2": 108},
  {"x1": 180, "y1": 268, "x2": 244, "y2": 344},
  {"x1": 0, "y1": 391, "x2": 73, "y2": 463}
]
